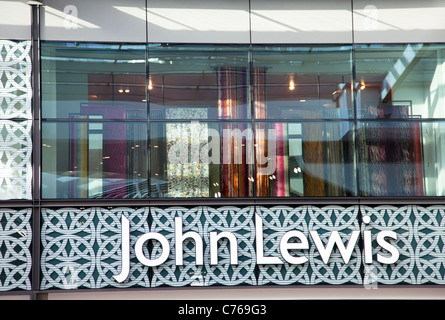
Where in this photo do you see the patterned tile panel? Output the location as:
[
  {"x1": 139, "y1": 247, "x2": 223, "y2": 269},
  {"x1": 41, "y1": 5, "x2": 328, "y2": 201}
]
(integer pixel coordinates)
[
  {"x1": 0, "y1": 119, "x2": 32, "y2": 200},
  {"x1": 361, "y1": 205, "x2": 445, "y2": 285},
  {"x1": 0, "y1": 40, "x2": 32, "y2": 200},
  {"x1": 256, "y1": 205, "x2": 362, "y2": 285},
  {"x1": 150, "y1": 206, "x2": 257, "y2": 287},
  {"x1": 36, "y1": 205, "x2": 445, "y2": 290},
  {"x1": 0, "y1": 208, "x2": 32, "y2": 291},
  {"x1": 40, "y1": 207, "x2": 150, "y2": 290},
  {"x1": 0, "y1": 40, "x2": 32, "y2": 120}
]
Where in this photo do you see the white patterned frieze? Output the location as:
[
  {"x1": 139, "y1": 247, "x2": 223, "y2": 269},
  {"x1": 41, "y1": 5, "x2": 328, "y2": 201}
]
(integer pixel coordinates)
[
  {"x1": 412, "y1": 206, "x2": 445, "y2": 284},
  {"x1": 256, "y1": 206, "x2": 310, "y2": 285},
  {"x1": 308, "y1": 205, "x2": 362, "y2": 285},
  {"x1": 39, "y1": 205, "x2": 445, "y2": 290},
  {"x1": 0, "y1": 208, "x2": 32, "y2": 291},
  {"x1": 361, "y1": 205, "x2": 445, "y2": 285},
  {"x1": 150, "y1": 206, "x2": 257, "y2": 287},
  {"x1": 202, "y1": 206, "x2": 256, "y2": 286},
  {"x1": 150, "y1": 206, "x2": 204, "y2": 287},
  {"x1": 0, "y1": 40, "x2": 32, "y2": 200},
  {"x1": 360, "y1": 206, "x2": 414, "y2": 285},
  {"x1": 40, "y1": 207, "x2": 150, "y2": 290},
  {"x1": 0, "y1": 40, "x2": 32, "y2": 120},
  {"x1": 95, "y1": 207, "x2": 150, "y2": 288},
  {"x1": 41, "y1": 207, "x2": 95, "y2": 290},
  {"x1": 0, "y1": 120, "x2": 32, "y2": 200},
  {"x1": 257, "y1": 205, "x2": 362, "y2": 285}
]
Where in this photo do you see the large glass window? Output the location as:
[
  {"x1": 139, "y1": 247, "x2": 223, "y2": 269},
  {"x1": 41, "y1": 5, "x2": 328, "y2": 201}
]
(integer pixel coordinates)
[
  {"x1": 255, "y1": 121, "x2": 356, "y2": 197},
  {"x1": 358, "y1": 120, "x2": 445, "y2": 197},
  {"x1": 41, "y1": 42, "x2": 148, "y2": 199},
  {"x1": 42, "y1": 121, "x2": 148, "y2": 199},
  {"x1": 355, "y1": 44, "x2": 445, "y2": 119},
  {"x1": 356, "y1": 44, "x2": 445, "y2": 197},
  {"x1": 41, "y1": 42, "x2": 147, "y2": 119},
  {"x1": 251, "y1": 45, "x2": 353, "y2": 119},
  {"x1": 148, "y1": 44, "x2": 253, "y2": 198},
  {"x1": 150, "y1": 120, "x2": 356, "y2": 198},
  {"x1": 0, "y1": 40, "x2": 32, "y2": 200},
  {"x1": 39, "y1": 42, "x2": 445, "y2": 199},
  {"x1": 148, "y1": 44, "x2": 251, "y2": 120},
  {"x1": 150, "y1": 121, "x2": 254, "y2": 198}
]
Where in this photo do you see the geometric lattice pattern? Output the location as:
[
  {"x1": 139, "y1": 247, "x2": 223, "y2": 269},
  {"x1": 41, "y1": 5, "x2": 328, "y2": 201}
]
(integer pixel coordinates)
[
  {"x1": 0, "y1": 119, "x2": 32, "y2": 200},
  {"x1": 40, "y1": 207, "x2": 151, "y2": 290},
  {"x1": 257, "y1": 205, "x2": 362, "y2": 285},
  {"x1": 0, "y1": 208, "x2": 32, "y2": 291},
  {"x1": 0, "y1": 40, "x2": 32, "y2": 120},
  {"x1": 36, "y1": 205, "x2": 445, "y2": 291},
  {"x1": 150, "y1": 206, "x2": 257, "y2": 287},
  {"x1": 361, "y1": 205, "x2": 445, "y2": 285},
  {"x1": 0, "y1": 40, "x2": 32, "y2": 200}
]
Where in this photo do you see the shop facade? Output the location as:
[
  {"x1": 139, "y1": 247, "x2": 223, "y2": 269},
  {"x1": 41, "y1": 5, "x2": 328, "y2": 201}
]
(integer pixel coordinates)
[{"x1": 1, "y1": 0, "x2": 445, "y2": 299}]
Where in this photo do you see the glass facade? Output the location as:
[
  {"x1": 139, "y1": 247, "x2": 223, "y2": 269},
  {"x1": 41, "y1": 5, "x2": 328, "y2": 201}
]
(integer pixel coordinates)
[
  {"x1": 252, "y1": 45, "x2": 353, "y2": 119},
  {"x1": 41, "y1": 121, "x2": 148, "y2": 199},
  {"x1": 254, "y1": 121, "x2": 356, "y2": 197},
  {"x1": 41, "y1": 42, "x2": 148, "y2": 199},
  {"x1": 148, "y1": 44, "x2": 251, "y2": 120},
  {"x1": 356, "y1": 44, "x2": 445, "y2": 197},
  {"x1": 355, "y1": 44, "x2": 445, "y2": 119},
  {"x1": 37, "y1": 41, "x2": 445, "y2": 199},
  {"x1": 2, "y1": 0, "x2": 445, "y2": 299},
  {"x1": 41, "y1": 42, "x2": 147, "y2": 119},
  {"x1": 0, "y1": 40, "x2": 32, "y2": 200}
]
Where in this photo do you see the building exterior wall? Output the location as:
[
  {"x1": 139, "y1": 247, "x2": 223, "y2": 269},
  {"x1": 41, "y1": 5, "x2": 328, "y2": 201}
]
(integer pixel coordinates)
[{"x1": 1, "y1": 0, "x2": 445, "y2": 300}]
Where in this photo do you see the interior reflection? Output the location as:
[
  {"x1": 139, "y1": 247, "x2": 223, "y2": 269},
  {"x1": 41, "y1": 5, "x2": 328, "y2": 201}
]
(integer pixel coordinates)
[{"x1": 40, "y1": 42, "x2": 445, "y2": 198}]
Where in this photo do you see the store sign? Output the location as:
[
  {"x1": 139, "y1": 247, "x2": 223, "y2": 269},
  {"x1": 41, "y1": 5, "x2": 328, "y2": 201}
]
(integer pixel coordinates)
[
  {"x1": 37, "y1": 205, "x2": 445, "y2": 290},
  {"x1": 113, "y1": 213, "x2": 399, "y2": 283}
]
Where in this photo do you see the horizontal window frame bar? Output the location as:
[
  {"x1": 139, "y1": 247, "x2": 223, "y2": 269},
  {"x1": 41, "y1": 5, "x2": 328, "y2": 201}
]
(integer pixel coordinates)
[
  {"x1": 42, "y1": 118, "x2": 445, "y2": 122},
  {"x1": 34, "y1": 196, "x2": 445, "y2": 207}
]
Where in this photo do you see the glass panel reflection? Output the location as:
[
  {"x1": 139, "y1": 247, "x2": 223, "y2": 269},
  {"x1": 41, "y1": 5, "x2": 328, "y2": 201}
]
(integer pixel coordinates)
[
  {"x1": 148, "y1": 44, "x2": 250, "y2": 120},
  {"x1": 39, "y1": 42, "x2": 445, "y2": 199},
  {"x1": 255, "y1": 121, "x2": 356, "y2": 197},
  {"x1": 355, "y1": 44, "x2": 445, "y2": 119},
  {"x1": 151, "y1": 121, "x2": 356, "y2": 198},
  {"x1": 42, "y1": 121, "x2": 148, "y2": 199},
  {"x1": 358, "y1": 121, "x2": 445, "y2": 197},
  {"x1": 41, "y1": 42, "x2": 147, "y2": 119},
  {"x1": 252, "y1": 45, "x2": 353, "y2": 119},
  {"x1": 0, "y1": 120, "x2": 32, "y2": 200},
  {"x1": 150, "y1": 121, "x2": 254, "y2": 198}
]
